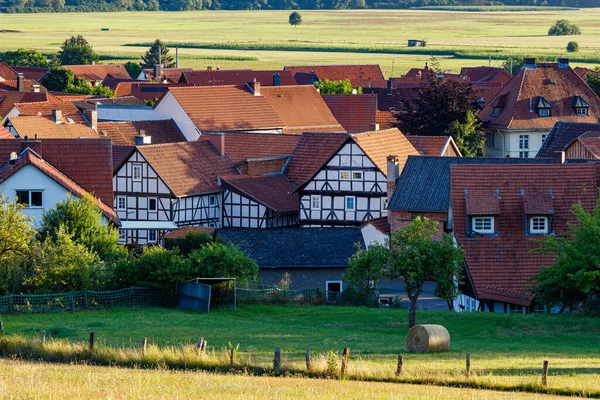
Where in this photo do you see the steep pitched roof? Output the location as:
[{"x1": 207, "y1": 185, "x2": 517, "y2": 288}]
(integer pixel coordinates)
[
  {"x1": 112, "y1": 145, "x2": 134, "y2": 171},
  {"x1": 136, "y1": 141, "x2": 239, "y2": 197},
  {"x1": 536, "y1": 121, "x2": 600, "y2": 158},
  {"x1": 321, "y1": 94, "x2": 378, "y2": 133},
  {"x1": 13, "y1": 93, "x2": 84, "y2": 123},
  {"x1": 360, "y1": 216, "x2": 390, "y2": 235},
  {"x1": 181, "y1": 69, "x2": 296, "y2": 86},
  {"x1": 220, "y1": 174, "x2": 298, "y2": 213},
  {"x1": 260, "y1": 85, "x2": 343, "y2": 134},
  {"x1": 479, "y1": 63, "x2": 600, "y2": 130},
  {"x1": 0, "y1": 138, "x2": 115, "y2": 207},
  {"x1": 0, "y1": 62, "x2": 18, "y2": 80},
  {"x1": 97, "y1": 120, "x2": 185, "y2": 146},
  {"x1": 63, "y1": 65, "x2": 131, "y2": 81},
  {"x1": 0, "y1": 92, "x2": 47, "y2": 118},
  {"x1": 165, "y1": 86, "x2": 284, "y2": 132},
  {"x1": 8, "y1": 116, "x2": 98, "y2": 139},
  {"x1": 460, "y1": 67, "x2": 512, "y2": 84},
  {"x1": 212, "y1": 132, "x2": 300, "y2": 164},
  {"x1": 350, "y1": 128, "x2": 418, "y2": 174},
  {"x1": 406, "y1": 135, "x2": 460, "y2": 156},
  {"x1": 451, "y1": 163, "x2": 598, "y2": 306},
  {"x1": 0, "y1": 79, "x2": 47, "y2": 92},
  {"x1": 388, "y1": 156, "x2": 555, "y2": 213},
  {"x1": 12, "y1": 66, "x2": 49, "y2": 82},
  {"x1": 218, "y1": 227, "x2": 364, "y2": 268},
  {"x1": 0, "y1": 148, "x2": 118, "y2": 223},
  {"x1": 284, "y1": 65, "x2": 385, "y2": 88},
  {"x1": 569, "y1": 131, "x2": 600, "y2": 158},
  {"x1": 0, "y1": 125, "x2": 14, "y2": 139}
]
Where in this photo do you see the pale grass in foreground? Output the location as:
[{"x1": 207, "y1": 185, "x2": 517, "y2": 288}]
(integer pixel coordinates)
[{"x1": 0, "y1": 360, "x2": 568, "y2": 400}]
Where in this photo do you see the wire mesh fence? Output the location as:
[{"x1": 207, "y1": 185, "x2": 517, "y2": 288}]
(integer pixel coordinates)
[
  {"x1": 0, "y1": 287, "x2": 165, "y2": 315},
  {"x1": 236, "y1": 288, "x2": 339, "y2": 306}
]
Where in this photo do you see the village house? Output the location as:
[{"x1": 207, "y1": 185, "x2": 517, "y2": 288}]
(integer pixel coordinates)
[
  {"x1": 179, "y1": 68, "x2": 297, "y2": 87},
  {"x1": 479, "y1": 58, "x2": 600, "y2": 158},
  {"x1": 536, "y1": 121, "x2": 600, "y2": 160},
  {"x1": 321, "y1": 94, "x2": 379, "y2": 133},
  {"x1": 405, "y1": 136, "x2": 461, "y2": 156},
  {"x1": 62, "y1": 64, "x2": 131, "y2": 86},
  {"x1": 284, "y1": 64, "x2": 385, "y2": 88}
]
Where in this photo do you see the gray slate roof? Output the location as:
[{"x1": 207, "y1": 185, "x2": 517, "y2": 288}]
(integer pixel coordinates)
[
  {"x1": 218, "y1": 228, "x2": 364, "y2": 268},
  {"x1": 388, "y1": 156, "x2": 555, "y2": 213},
  {"x1": 536, "y1": 121, "x2": 600, "y2": 159}
]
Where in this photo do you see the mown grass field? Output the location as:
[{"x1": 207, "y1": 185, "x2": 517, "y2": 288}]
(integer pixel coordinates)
[
  {"x1": 1, "y1": 306, "x2": 599, "y2": 396},
  {"x1": 1, "y1": 9, "x2": 600, "y2": 76}
]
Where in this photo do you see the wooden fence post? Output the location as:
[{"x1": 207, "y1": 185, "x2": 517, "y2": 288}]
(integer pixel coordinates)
[
  {"x1": 201, "y1": 340, "x2": 207, "y2": 352},
  {"x1": 273, "y1": 348, "x2": 281, "y2": 369},
  {"x1": 197, "y1": 337, "x2": 204, "y2": 354},
  {"x1": 230, "y1": 346, "x2": 235, "y2": 366},
  {"x1": 141, "y1": 337, "x2": 147, "y2": 354},
  {"x1": 542, "y1": 360, "x2": 549, "y2": 387},
  {"x1": 306, "y1": 346, "x2": 311, "y2": 371},
  {"x1": 340, "y1": 348, "x2": 350, "y2": 377},
  {"x1": 40, "y1": 330, "x2": 46, "y2": 345},
  {"x1": 466, "y1": 353, "x2": 471, "y2": 378},
  {"x1": 396, "y1": 355, "x2": 403, "y2": 376},
  {"x1": 89, "y1": 332, "x2": 95, "y2": 352}
]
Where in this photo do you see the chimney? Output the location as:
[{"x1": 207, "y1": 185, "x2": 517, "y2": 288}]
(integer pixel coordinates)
[
  {"x1": 386, "y1": 78, "x2": 393, "y2": 96},
  {"x1": 273, "y1": 72, "x2": 281, "y2": 86},
  {"x1": 84, "y1": 109, "x2": 97, "y2": 132},
  {"x1": 553, "y1": 150, "x2": 565, "y2": 164},
  {"x1": 558, "y1": 58, "x2": 570, "y2": 68},
  {"x1": 32, "y1": 84, "x2": 40, "y2": 93},
  {"x1": 250, "y1": 79, "x2": 261, "y2": 96},
  {"x1": 523, "y1": 58, "x2": 537, "y2": 69},
  {"x1": 386, "y1": 155, "x2": 399, "y2": 202},
  {"x1": 8, "y1": 152, "x2": 18, "y2": 165},
  {"x1": 20, "y1": 136, "x2": 42, "y2": 156},
  {"x1": 216, "y1": 65, "x2": 220, "y2": 71},
  {"x1": 17, "y1": 73, "x2": 24, "y2": 92},
  {"x1": 135, "y1": 129, "x2": 152, "y2": 146},
  {"x1": 52, "y1": 109, "x2": 62, "y2": 123},
  {"x1": 91, "y1": 60, "x2": 95, "y2": 65},
  {"x1": 207, "y1": 65, "x2": 213, "y2": 72},
  {"x1": 153, "y1": 64, "x2": 163, "y2": 82},
  {"x1": 210, "y1": 131, "x2": 225, "y2": 156}
]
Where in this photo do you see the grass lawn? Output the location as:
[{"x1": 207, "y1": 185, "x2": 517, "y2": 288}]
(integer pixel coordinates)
[
  {"x1": 0, "y1": 9, "x2": 599, "y2": 76},
  {"x1": 1, "y1": 305, "x2": 599, "y2": 396}
]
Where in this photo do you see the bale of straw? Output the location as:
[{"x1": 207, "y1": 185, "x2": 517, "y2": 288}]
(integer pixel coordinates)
[{"x1": 406, "y1": 324, "x2": 450, "y2": 353}]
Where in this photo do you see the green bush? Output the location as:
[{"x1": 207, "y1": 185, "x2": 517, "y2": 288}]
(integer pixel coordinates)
[
  {"x1": 338, "y1": 286, "x2": 376, "y2": 307},
  {"x1": 189, "y1": 242, "x2": 258, "y2": 283},
  {"x1": 164, "y1": 230, "x2": 214, "y2": 256},
  {"x1": 566, "y1": 41, "x2": 579, "y2": 52},
  {"x1": 548, "y1": 20, "x2": 581, "y2": 36}
]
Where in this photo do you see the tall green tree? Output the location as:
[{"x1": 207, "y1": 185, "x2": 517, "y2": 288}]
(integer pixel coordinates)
[
  {"x1": 141, "y1": 39, "x2": 175, "y2": 68},
  {"x1": 124, "y1": 61, "x2": 142, "y2": 79},
  {"x1": 443, "y1": 110, "x2": 485, "y2": 157},
  {"x1": 40, "y1": 67, "x2": 74, "y2": 91},
  {"x1": 548, "y1": 19, "x2": 581, "y2": 36},
  {"x1": 585, "y1": 68, "x2": 600, "y2": 98},
  {"x1": 58, "y1": 35, "x2": 99, "y2": 65},
  {"x1": 344, "y1": 243, "x2": 388, "y2": 292},
  {"x1": 531, "y1": 193, "x2": 600, "y2": 312},
  {"x1": 289, "y1": 11, "x2": 302, "y2": 26},
  {"x1": 1, "y1": 49, "x2": 48, "y2": 67},
  {"x1": 388, "y1": 217, "x2": 463, "y2": 327}
]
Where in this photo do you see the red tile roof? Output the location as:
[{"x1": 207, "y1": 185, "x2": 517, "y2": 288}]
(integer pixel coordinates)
[
  {"x1": 63, "y1": 65, "x2": 131, "y2": 81},
  {"x1": 406, "y1": 135, "x2": 460, "y2": 156},
  {"x1": 220, "y1": 174, "x2": 299, "y2": 213},
  {"x1": 284, "y1": 65, "x2": 385, "y2": 88},
  {"x1": 0, "y1": 79, "x2": 47, "y2": 93},
  {"x1": 0, "y1": 125, "x2": 14, "y2": 139},
  {"x1": 574, "y1": 131, "x2": 600, "y2": 158},
  {"x1": 460, "y1": 67, "x2": 512, "y2": 84},
  {"x1": 376, "y1": 110, "x2": 396, "y2": 129},
  {"x1": 165, "y1": 86, "x2": 284, "y2": 132},
  {"x1": 0, "y1": 92, "x2": 47, "y2": 118},
  {"x1": 136, "y1": 141, "x2": 239, "y2": 197},
  {"x1": 208, "y1": 132, "x2": 300, "y2": 164},
  {"x1": 12, "y1": 67, "x2": 49, "y2": 82},
  {"x1": 97, "y1": 120, "x2": 185, "y2": 146},
  {"x1": 8, "y1": 116, "x2": 98, "y2": 139},
  {"x1": 13, "y1": 93, "x2": 84, "y2": 123},
  {"x1": 163, "y1": 226, "x2": 215, "y2": 239},
  {"x1": 322, "y1": 94, "x2": 378, "y2": 133},
  {"x1": 361, "y1": 216, "x2": 390, "y2": 235},
  {"x1": 260, "y1": 85, "x2": 343, "y2": 134},
  {"x1": 451, "y1": 163, "x2": 599, "y2": 306},
  {"x1": 112, "y1": 145, "x2": 134, "y2": 171},
  {"x1": 141, "y1": 68, "x2": 193, "y2": 83},
  {"x1": 351, "y1": 128, "x2": 418, "y2": 175},
  {"x1": 0, "y1": 62, "x2": 18, "y2": 80},
  {"x1": 0, "y1": 148, "x2": 118, "y2": 224},
  {"x1": 465, "y1": 189, "x2": 501, "y2": 215},
  {"x1": 479, "y1": 63, "x2": 600, "y2": 130},
  {"x1": 181, "y1": 70, "x2": 297, "y2": 86}
]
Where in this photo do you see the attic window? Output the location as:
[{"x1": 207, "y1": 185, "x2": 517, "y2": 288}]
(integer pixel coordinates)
[
  {"x1": 573, "y1": 96, "x2": 590, "y2": 116},
  {"x1": 576, "y1": 108, "x2": 589, "y2": 116},
  {"x1": 529, "y1": 216, "x2": 549, "y2": 235},
  {"x1": 535, "y1": 96, "x2": 552, "y2": 117},
  {"x1": 472, "y1": 216, "x2": 495, "y2": 235},
  {"x1": 492, "y1": 107, "x2": 502, "y2": 117}
]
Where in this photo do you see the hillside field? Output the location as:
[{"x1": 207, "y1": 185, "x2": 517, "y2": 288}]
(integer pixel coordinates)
[
  {"x1": 1, "y1": 9, "x2": 600, "y2": 76},
  {"x1": 1, "y1": 306, "x2": 599, "y2": 397}
]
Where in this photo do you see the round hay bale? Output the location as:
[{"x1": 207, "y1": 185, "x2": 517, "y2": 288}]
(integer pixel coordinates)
[{"x1": 406, "y1": 324, "x2": 450, "y2": 353}]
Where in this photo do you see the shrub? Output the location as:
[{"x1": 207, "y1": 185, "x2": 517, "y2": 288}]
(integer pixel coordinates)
[
  {"x1": 189, "y1": 242, "x2": 258, "y2": 283},
  {"x1": 548, "y1": 20, "x2": 581, "y2": 36},
  {"x1": 289, "y1": 11, "x2": 302, "y2": 27},
  {"x1": 164, "y1": 230, "x2": 214, "y2": 256},
  {"x1": 566, "y1": 41, "x2": 579, "y2": 52},
  {"x1": 338, "y1": 286, "x2": 376, "y2": 307}
]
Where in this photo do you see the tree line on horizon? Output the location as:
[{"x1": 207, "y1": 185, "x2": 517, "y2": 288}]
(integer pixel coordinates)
[{"x1": 0, "y1": 0, "x2": 597, "y2": 13}]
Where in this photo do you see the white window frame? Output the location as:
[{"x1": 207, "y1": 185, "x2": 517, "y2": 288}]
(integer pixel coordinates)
[
  {"x1": 345, "y1": 196, "x2": 356, "y2": 211},
  {"x1": 529, "y1": 216, "x2": 549, "y2": 235},
  {"x1": 519, "y1": 135, "x2": 529, "y2": 150},
  {"x1": 352, "y1": 171, "x2": 363, "y2": 180},
  {"x1": 519, "y1": 151, "x2": 529, "y2": 158},
  {"x1": 340, "y1": 171, "x2": 351, "y2": 180},
  {"x1": 209, "y1": 195, "x2": 216, "y2": 207},
  {"x1": 508, "y1": 304, "x2": 526, "y2": 314},
  {"x1": 311, "y1": 195, "x2": 321, "y2": 210},
  {"x1": 472, "y1": 216, "x2": 494, "y2": 234},
  {"x1": 576, "y1": 107, "x2": 588, "y2": 116},
  {"x1": 132, "y1": 164, "x2": 142, "y2": 181},
  {"x1": 118, "y1": 230, "x2": 126, "y2": 241},
  {"x1": 326, "y1": 280, "x2": 343, "y2": 299},
  {"x1": 148, "y1": 197, "x2": 158, "y2": 212},
  {"x1": 148, "y1": 229, "x2": 157, "y2": 243},
  {"x1": 15, "y1": 189, "x2": 43, "y2": 208},
  {"x1": 486, "y1": 133, "x2": 495, "y2": 148},
  {"x1": 117, "y1": 196, "x2": 126, "y2": 210},
  {"x1": 538, "y1": 108, "x2": 550, "y2": 117}
]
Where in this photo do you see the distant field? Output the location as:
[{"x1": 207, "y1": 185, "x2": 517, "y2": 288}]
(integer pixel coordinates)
[{"x1": 0, "y1": 9, "x2": 599, "y2": 76}]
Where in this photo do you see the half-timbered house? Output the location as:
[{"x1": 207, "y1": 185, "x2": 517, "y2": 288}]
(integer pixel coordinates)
[
  {"x1": 113, "y1": 141, "x2": 238, "y2": 245},
  {"x1": 285, "y1": 128, "x2": 419, "y2": 227}
]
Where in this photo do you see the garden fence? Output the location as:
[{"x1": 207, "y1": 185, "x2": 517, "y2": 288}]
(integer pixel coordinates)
[{"x1": 235, "y1": 287, "x2": 338, "y2": 306}]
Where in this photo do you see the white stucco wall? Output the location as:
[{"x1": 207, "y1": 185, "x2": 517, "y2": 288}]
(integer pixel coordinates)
[
  {"x1": 485, "y1": 130, "x2": 549, "y2": 158},
  {"x1": 97, "y1": 105, "x2": 168, "y2": 123},
  {"x1": 361, "y1": 224, "x2": 388, "y2": 248},
  {"x1": 153, "y1": 92, "x2": 200, "y2": 141}
]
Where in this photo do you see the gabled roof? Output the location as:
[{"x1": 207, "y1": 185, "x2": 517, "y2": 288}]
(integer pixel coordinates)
[
  {"x1": 0, "y1": 148, "x2": 118, "y2": 224},
  {"x1": 536, "y1": 121, "x2": 600, "y2": 158},
  {"x1": 321, "y1": 94, "x2": 378, "y2": 133},
  {"x1": 406, "y1": 135, "x2": 461, "y2": 156},
  {"x1": 568, "y1": 131, "x2": 600, "y2": 159},
  {"x1": 0, "y1": 79, "x2": 47, "y2": 92},
  {"x1": 13, "y1": 93, "x2": 84, "y2": 123},
  {"x1": 135, "y1": 141, "x2": 239, "y2": 197},
  {"x1": 63, "y1": 65, "x2": 131, "y2": 81},
  {"x1": 165, "y1": 86, "x2": 284, "y2": 132},
  {"x1": 451, "y1": 163, "x2": 598, "y2": 306},
  {"x1": 210, "y1": 132, "x2": 300, "y2": 164},
  {"x1": 0, "y1": 62, "x2": 18, "y2": 80},
  {"x1": 388, "y1": 156, "x2": 555, "y2": 213},
  {"x1": 360, "y1": 216, "x2": 390, "y2": 235},
  {"x1": 284, "y1": 64, "x2": 385, "y2": 88},
  {"x1": 220, "y1": 174, "x2": 298, "y2": 213},
  {"x1": 460, "y1": 67, "x2": 512, "y2": 84},
  {"x1": 181, "y1": 69, "x2": 296, "y2": 86},
  {"x1": 72, "y1": 96, "x2": 144, "y2": 111},
  {"x1": 218, "y1": 227, "x2": 364, "y2": 268},
  {"x1": 0, "y1": 125, "x2": 14, "y2": 139},
  {"x1": 260, "y1": 85, "x2": 343, "y2": 134},
  {"x1": 479, "y1": 63, "x2": 600, "y2": 130},
  {"x1": 0, "y1": 138, "x2": 115, "y2": 207},
  {"x1": 0, "y1": 92, "x2": 47, "y2": 118},
  {"x1": 12, "y1": 66, "x2": 49, "y2": 82},
  {"x1": 112, "y1": 145, "x2": 134, "y2": 171},
  {"x1": 8, "y1": 116, "x2": 98, "y2": 139},
  {"x1": 97, "y1": 120, "x2": 185, "y2": 146},
  {"x1": 350, "y1": 128, "x2": 418, "y2": 174},
  {"x1": 141, "y1": 67, "x2": 193, "y2": 83}
]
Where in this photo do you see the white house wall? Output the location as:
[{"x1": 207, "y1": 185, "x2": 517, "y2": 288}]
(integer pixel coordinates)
[
  {"x1": 361, "y1": 224, "x2": 388, "y2": 248},
  {"x1": 485, "y1": 130, "x2": 549, "y2": 158},
  {"x1": 222, "y1": 189, "x2": 297, "y2": 228},
  {"x1": 173, "y1": 193, "x2": 221, "y2": 228},
  {"x1": 97, "y1": 105, "x2": 168, "y2": 122},
  {"x1": 153, "y1": 92, "x2": 200, "y2": 141}
]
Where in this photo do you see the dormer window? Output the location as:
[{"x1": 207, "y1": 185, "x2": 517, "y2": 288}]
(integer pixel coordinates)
[
  {"x1": 472, "y1": 216, "x2": 495, "y2": 234},
  {"x1": 535, "y1": 96, "x2": 552, "y2": 117},
  {"x1": 492, "y1": 107, "x2": 502, "y2": 117},
  {"x1": 465, "y1": 189, "x2": 500, "y2": 236},
  {"x1": 529, "y1": 216, "x2": 549, "y2": 235},
  {"x1": 573, "y1": 96, "x2": 590, "y2": 116},
  {"x1": 523, "y1": 190, "x2": 554, "y2": 236}
]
